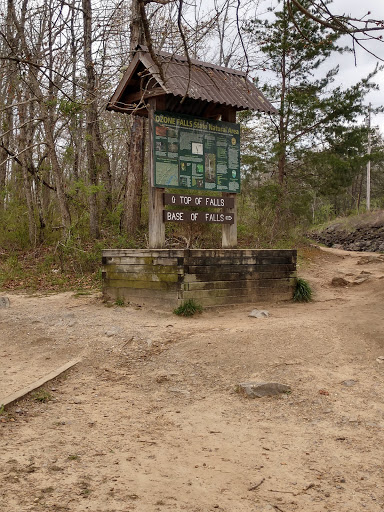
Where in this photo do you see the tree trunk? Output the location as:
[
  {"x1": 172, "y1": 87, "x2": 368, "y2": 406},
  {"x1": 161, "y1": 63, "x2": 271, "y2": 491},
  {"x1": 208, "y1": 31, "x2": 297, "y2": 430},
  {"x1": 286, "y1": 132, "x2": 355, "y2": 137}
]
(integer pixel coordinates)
[
  {"x1": 0, "y1": 0, "x2": 16, "y2": 211},
  {"x1": 120, "y1": 0, "x2": 146, "y2": 236},
  {"x1": 82, "y1": 0, "x2": 112, "y2": 238},
  {"x1": 121, "y1": 116, "x2": 146, "y2": 235},
  {"x1": 17, "y1": 91, "x2": 37, "y2": 245},
  {"x1": 0, "y1": 106, "x2": 12, "y2": 212},
  {"x1": 8, "y1": 0, "x2": 72, "y2": 233}
]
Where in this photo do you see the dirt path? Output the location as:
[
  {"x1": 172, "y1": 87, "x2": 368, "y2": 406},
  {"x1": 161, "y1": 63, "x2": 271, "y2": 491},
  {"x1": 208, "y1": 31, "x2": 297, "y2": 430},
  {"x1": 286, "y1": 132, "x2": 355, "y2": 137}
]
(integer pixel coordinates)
[{"x1": 1, "y1": 246, "x2": 384, "y2": 512}]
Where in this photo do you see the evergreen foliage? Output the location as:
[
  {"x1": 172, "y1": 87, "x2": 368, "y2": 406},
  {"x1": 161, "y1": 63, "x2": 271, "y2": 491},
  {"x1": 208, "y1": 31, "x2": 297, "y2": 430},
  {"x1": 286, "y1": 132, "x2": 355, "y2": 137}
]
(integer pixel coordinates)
[{"x1": 244, "y1": 0, "x2": 383, "y2": 195}]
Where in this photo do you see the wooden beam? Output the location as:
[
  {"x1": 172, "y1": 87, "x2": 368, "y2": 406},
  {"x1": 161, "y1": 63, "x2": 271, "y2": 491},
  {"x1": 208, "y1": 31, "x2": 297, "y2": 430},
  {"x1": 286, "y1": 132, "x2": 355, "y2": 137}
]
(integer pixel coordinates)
[
  {"x1": 122, "y1": 88, "x2": 166, "y2": 104},
  {"x1": 107, "y1": 53, "x2": 141, "y2": 109},
  {"x1": 148, "y1": 97, "x2": 165, "y2": 248},
  {"x1": 221, "y1": 107, "x2": 238, "y2": 248},
  {"x1": 0, "y1": 358, "x2": 81, "y2": 408}
]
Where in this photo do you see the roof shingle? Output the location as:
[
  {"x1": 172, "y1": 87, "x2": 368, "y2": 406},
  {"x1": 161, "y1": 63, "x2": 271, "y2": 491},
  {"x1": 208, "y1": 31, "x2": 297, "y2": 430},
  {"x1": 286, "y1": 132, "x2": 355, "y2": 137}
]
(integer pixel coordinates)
[{"x1": 108, "y1": 45, "x2": 277, "y2": 115}]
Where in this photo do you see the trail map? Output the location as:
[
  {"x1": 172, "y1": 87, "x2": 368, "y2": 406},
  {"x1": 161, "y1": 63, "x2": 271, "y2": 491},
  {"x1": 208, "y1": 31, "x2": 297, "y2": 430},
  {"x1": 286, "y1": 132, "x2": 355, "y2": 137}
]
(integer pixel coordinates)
[{"x1": 153, "y1": 111, "x2": 241, "y2": 193}]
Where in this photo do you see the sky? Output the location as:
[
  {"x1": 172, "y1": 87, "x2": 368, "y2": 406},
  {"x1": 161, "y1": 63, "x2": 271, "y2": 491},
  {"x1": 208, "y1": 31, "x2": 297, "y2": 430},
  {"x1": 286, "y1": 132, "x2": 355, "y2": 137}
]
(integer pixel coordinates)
[
  {"x1": 212, "y1": 0, "x2": 384, "y2": 131},
  {"x1": 288, "y1": 0, "x2": 384, "y2": 132}
]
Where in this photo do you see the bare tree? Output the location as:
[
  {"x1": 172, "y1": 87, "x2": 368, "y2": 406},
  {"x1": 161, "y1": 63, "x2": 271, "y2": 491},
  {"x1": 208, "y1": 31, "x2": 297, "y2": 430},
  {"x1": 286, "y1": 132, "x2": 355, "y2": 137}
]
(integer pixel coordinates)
[
  {"x1": 287, "y1": 0, "x2": 384, "y2": 61},
  {"x1": 82, "y1": 0, "x2": 113, "y2": 238},
  {"x1": 120, "y1": 0, "x2": 146, "y2": 237}
]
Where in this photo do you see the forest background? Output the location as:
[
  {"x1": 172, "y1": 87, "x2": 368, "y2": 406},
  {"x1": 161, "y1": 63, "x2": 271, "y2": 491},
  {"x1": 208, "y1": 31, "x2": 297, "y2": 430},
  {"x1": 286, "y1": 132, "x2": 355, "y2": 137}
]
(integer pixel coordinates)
[{"x1": 1, "y1": 0, "x2": 384, "y2": 291}]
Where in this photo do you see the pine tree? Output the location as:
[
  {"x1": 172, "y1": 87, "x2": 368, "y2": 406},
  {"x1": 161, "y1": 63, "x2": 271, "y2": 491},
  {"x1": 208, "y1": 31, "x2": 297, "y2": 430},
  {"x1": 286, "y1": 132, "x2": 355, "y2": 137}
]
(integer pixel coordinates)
[{"x1": 247, "y1": 0, "x2": 380, "y2": 187}]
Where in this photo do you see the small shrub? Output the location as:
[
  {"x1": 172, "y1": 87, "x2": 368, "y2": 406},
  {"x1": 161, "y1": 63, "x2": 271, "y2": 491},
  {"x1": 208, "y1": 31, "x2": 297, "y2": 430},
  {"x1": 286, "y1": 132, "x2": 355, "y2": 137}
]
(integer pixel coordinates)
[
  {"x1": 68, "y1": 454, "x2": 80, "y2": 461},
  {"x1": 31, "y1": 389, "x2": 53, "y2": 403},
  {"x1": 293, "y1": 277, "x2": 312, "y2": 303},
  {"x1": 114, "y1": 298, "x2": 125, "y2": 307},
  {"x1": 174, "y1": 299, "x2": 203, "y2": 317}
]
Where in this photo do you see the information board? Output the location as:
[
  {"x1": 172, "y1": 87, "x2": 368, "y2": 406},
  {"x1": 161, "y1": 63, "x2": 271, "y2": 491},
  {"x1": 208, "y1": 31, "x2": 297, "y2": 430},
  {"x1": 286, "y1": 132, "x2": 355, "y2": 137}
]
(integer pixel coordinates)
[{"x1": 153, "y1": 111, "x2": 241, "y2": 193}]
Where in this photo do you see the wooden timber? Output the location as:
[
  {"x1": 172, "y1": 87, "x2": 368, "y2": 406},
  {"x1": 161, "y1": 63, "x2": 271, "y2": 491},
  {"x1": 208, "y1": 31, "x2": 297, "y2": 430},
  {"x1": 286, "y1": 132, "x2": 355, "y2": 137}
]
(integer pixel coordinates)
[{"x1": 102, "y1": 249, "x2": 297, "y2": 308}]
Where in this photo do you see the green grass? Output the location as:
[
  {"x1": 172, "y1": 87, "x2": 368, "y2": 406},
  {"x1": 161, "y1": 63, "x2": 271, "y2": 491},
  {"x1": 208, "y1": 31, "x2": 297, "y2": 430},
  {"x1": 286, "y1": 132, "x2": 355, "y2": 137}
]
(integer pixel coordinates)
[
  {"x1": 173, "y1": 299, "x2": 203, "y2": 317},
  {"x1": 68, "y1": 454, "x2": 80, "y2": 461},
  {"x1": 31, "y1": 389, "x2": 53, "y2": 403},
  {"x1": 293, "y1": 277, "x2": 313, "y2": 303}
]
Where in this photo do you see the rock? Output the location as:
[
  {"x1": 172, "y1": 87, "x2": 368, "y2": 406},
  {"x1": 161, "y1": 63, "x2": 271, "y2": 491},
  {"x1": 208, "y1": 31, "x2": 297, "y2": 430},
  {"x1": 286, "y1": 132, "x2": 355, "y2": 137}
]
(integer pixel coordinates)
[
  {"x1": 357, "y1": 256, "x2": 377, "y2": 265},
  {"x1": 169, "y1": 388, "x2": 190, "y2": 396},
  {"x1": 155, "y1": 373, "x2": 170, "y2": 383},
  {"x1": 341, "y1": 380, "x2": 357, "y2": 387},
  {"x1": 0, "y1": 296, "x2": 10, "y2": 308},
  {"x1": 105, "y1": 327, "x2": 121, "y2": 337},
  {"x1": 331, "y1": 277, "x2": 349, "y2": 287},
  {"x1": 366, "y1": 421, "x2": 381, "y2": 428},
  {"x1": 258, "y1": 505, "x2": 276, "y2": 512},
  {"x1": 238, "y1": 382, "x2": 291, "y2": 398},
  {"x1": 353, "y1": 277, "x2": 369, "y2": 285},
  {"x1": 376, "y1": 356, "x2": 384, "y2": 363},
  {"x1": 307, "y1": 221, "x2": 384, "y2": 254},
  {"x1": 248, "y1": 309, "x2": 269, "y2": 318}
]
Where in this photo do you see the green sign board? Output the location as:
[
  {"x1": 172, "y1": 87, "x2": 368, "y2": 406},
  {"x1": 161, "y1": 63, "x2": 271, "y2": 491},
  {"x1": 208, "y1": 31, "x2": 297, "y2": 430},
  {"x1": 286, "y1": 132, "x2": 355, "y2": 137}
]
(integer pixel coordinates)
[{"x1": 153, "y1": 111, "x2": 241, "y2": 192}]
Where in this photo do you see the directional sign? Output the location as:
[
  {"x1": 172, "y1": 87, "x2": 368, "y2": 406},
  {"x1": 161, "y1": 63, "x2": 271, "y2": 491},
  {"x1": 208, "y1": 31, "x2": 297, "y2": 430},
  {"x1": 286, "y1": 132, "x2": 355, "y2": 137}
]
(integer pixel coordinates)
[
  {"x1": 163, "y1": 193, "x2": 235, "y2": 209},
  {"x1": 163, "y1": 210, "x2": 234, "y2": 224}
]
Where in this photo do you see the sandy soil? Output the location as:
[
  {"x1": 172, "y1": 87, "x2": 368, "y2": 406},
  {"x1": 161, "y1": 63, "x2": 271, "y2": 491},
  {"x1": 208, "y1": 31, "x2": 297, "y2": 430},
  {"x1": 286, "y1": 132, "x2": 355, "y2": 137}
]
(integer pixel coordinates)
[{"x1": 1, "y1": 246, "x2": 384, "y2": 512}]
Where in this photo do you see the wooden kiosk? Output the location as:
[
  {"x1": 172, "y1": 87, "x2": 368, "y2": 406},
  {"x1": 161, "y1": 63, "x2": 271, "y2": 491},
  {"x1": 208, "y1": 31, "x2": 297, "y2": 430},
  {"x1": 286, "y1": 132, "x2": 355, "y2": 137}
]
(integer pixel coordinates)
[{"x1": 102, "y1": 46, "x2": 297, "y2": 307}]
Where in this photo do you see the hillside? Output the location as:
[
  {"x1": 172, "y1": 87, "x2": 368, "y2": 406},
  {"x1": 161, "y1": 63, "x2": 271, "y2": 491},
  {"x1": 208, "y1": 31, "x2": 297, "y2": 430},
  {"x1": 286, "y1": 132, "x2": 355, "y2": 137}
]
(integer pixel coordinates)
[{"x1": 309, "y1": 210, "x2": 384, "y2": 252}]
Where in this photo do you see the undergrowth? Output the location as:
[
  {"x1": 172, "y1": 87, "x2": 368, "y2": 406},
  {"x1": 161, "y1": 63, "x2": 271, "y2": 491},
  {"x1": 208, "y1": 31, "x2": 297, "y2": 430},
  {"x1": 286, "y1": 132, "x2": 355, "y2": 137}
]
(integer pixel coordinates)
[
  {"x1": 0, "y1": 209, "x2": 314, "y2": 293},
  {"x1": 174, "y1": 299, "x2": 203, "y2": 317}
]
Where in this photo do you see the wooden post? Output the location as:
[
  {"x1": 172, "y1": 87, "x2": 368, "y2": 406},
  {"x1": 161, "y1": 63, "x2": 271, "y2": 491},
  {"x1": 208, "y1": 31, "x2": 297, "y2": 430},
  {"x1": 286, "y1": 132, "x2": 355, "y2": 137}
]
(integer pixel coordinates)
[
  {"x1": 148, "y1": 97, "x2": 165, "y2": 248},
  {"x1": 221, "y1": 107, "x2": 237, "y2": 248}
]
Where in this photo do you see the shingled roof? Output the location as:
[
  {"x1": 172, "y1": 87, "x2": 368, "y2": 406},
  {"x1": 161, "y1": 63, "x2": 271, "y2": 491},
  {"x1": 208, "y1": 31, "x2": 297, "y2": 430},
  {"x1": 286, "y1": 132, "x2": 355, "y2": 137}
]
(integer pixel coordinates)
[{"x1": 107, "y1": 45, "x2": 277, "y2": 117}]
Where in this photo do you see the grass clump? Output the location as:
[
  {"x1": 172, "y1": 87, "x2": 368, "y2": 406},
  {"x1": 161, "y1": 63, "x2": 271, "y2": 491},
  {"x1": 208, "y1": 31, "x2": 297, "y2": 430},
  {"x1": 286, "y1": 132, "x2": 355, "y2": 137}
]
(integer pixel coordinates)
[
  {"x1": 293, "y1": 277, "x2": 312, "y2": 303},
  {"x1": 68, "y1": 454, "x2": 80, "y2": 461},
  {"x1": 173, "y1": 299, "x2": 203, "y2": 317},
  {"x1": 31, "y1": 389, "x2": 53, "y2": 403}
]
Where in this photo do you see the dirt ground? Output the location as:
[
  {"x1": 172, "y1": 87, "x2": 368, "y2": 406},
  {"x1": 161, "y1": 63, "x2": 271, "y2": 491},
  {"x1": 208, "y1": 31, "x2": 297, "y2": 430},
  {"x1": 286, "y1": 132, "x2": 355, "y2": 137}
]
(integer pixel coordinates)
[{"x1": 1, "y1": 246, "x2": 384, "y2": 512}]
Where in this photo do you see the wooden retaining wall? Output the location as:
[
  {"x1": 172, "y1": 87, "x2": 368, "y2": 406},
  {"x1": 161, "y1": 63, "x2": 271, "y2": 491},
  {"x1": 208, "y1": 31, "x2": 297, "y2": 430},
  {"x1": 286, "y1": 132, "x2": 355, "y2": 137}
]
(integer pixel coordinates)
[{"x1": 102, "y1": 249, "x2": 297, "y2": 307}]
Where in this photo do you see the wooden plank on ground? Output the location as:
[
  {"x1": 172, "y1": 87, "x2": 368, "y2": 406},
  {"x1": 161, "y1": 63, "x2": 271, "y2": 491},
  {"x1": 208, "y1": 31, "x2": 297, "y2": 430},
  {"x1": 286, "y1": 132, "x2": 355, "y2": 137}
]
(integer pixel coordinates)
[
  {"x1": 0, "y1": 357, "x2": 82, "y2": 408},
  {"x1": 184, "y1": 277, "x2": 296, "y2": 291},
  {"x1": 105, "y1": 264, "x2": 182, "y2": 274},
  {"x1": 187, "y1": 249, "x2": 296, "y2": 258},
  {"x1": 186, "y1": 264, "x2": 296, "y2": 274},
  {"x1": 177, "y1": 291, "x2": 294, "y2": 307},
  {"x1": 104, "y1": 271, "x2": 181, "y2": 283},
  {"x1": 104, "y1": 287, "x2": 177, "y2": 303},
  {"x1": 102, "y1": 249, "x2": 185, "y2": 258},
  {"x1": 184, "y1": 256, "x2": 295, "y2": 266},
  {"x1": 184, "y1": 271, "x2": 296, "y2": 282},
  {"x1": 103, "y1": 257, "x2": 181, "y2": 266},
  {"x1": 182, "y1": 284, "x2": 293, "y2": 299},
  {"x1": 103, "y1": 279, "x2": 181, "y2": 291}
]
